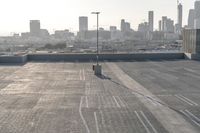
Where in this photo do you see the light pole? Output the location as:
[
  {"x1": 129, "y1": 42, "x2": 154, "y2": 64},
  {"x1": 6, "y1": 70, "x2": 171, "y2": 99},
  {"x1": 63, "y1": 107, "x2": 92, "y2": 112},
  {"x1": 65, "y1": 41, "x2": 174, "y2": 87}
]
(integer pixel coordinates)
[
  {"x1": 91, "y1": 12, "x2": 102, "y2": 75},
  {"x1": 91, "y1": 12, "x2": 100, "y2": 65}
]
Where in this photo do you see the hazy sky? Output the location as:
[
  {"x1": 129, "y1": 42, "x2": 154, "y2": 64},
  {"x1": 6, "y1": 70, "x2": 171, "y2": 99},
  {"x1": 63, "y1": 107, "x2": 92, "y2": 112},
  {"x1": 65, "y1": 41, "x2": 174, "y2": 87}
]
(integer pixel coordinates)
[{"x1": 0, "y1": 0, "x2": 197, "y2": 35}]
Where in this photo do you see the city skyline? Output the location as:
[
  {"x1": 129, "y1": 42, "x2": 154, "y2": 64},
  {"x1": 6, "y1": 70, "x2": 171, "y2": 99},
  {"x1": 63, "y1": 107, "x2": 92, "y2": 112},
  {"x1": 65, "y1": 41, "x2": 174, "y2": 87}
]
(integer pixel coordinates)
[{"x1": 0, "y1": 0, "x2": 197, "y2": 36}]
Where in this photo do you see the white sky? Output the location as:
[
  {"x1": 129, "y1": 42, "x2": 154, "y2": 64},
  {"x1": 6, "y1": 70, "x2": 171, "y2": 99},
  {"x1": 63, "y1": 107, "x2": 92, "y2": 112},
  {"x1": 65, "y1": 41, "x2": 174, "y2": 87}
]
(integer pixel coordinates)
[{"x1": 0, "y1": 0, "x2": 196, "y2": 35}]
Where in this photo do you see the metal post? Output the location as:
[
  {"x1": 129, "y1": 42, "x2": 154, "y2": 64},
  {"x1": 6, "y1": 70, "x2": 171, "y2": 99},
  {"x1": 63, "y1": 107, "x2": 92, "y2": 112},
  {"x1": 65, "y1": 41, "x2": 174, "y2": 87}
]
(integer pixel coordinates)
[
  {"x1": 92, "y1": 12, "x2": 100, "y2": 65},
  {"x1": 97, "y1": 13, "x2": 99, "y2": 65},
  {"x1": 92, "y1": 12, "x2": 102, "y2": 75}
]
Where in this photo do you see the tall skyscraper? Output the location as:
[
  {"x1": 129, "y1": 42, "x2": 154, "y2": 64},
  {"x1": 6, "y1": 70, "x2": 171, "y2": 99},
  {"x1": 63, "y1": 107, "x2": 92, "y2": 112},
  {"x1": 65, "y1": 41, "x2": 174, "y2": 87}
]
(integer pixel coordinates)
[
  {"x1": 159, "y1": 20, "x2": 162, "y2": 31},
  {"x1": 162, "y1": 16, "x2": 167, "y2": 32},
  {"x1": 148, "y1": 11, "x2": 154, "y2": 32},
  {"x1": 166, "y1": 19, "x2": 174, "y2": 33},
  {"x1": 194, "y1": 0, "x2": 200, "y2": 29},
  {"x1": 125, "y1": 22, "x2": 131, "y2": 31},
  {"x1": 121, "y1": 19, "x2": 126, "y2": 32},
  {"x1": 121, "y1": 19, "x2": 131, "y2": 32},
  {"x1": 30, "y1": 20, "x2": 41, "y2": 37},
  {"x1": 79, "y1": 16, "x2": 88, "y2": 32},
  {"x1": 138, "y1": 22, "x2": 149, "y2": 32},
  {"x1": 188, "y1": 9, "x2": 195, "y2": 28},
  {"x1": 161, "y1": 17, "x2": 174, "y2": 33},
  {"x1": 177, "y1": 3, "x2": 183, "y2": 29}
]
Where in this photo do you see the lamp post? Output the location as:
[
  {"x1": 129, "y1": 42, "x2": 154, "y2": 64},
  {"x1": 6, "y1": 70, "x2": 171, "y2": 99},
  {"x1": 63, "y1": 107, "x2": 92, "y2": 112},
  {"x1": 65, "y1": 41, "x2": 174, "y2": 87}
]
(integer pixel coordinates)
[
  {"x1": 91, "y1": 12, "x2": 100, "y2": 65},
  {"x1": 91, "y1": 12, "x2": 102, "y2": 75}
]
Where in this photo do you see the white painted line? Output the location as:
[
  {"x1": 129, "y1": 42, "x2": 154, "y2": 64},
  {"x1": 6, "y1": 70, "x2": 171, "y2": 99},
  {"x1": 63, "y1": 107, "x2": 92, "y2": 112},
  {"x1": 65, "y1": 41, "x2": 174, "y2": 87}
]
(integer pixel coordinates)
[
  {"x1": 98, "y1": 95, "x2": 101, "y2": 109},
  {"x1": 179, "y1": 95, "x2": 198, "y2": 106},
  {"x1": 85, "y1": 83, "x2": 88, "y2": 95},
  {"x1": 116, "y1": 96, "x2": 126, "y2": 107},
  {"x1": 109, "y1": 96, "x2": 116, "y2": 107},
  {"x1": 135, "y1": 111, "x2": 151, "y2": 133},
  {"x1": 185, "y1": 110, "x2": 200, "y2": 122},
  {"x1": 94, "y1": 112, "x2": 100, "y2": 133},
  {"x1": 85, "y1": 82, "x2": 90, "y2": 95},
  {"x1": 100, "y1": 110, "x2": 105, "y2": 126},
  {"x1": 113, "y1": 96, "x2": 121, "y2": 108},
  {"x1": 175, "y1": 95, "x2": 194, "y2": 106},
  {"x1": 107, "y1": 63, "x2": 198, "y2": 133},
  {"x1": 148, "y1": 97, "x2": 163, "y2": 106},
  {"x1": 83, "y1": 69, "x2": 86, "y2": 81},
  {"x1": 85, "y1": 83, "x2": 90, "y2": 95},
  {"x1": 140, "y1": 111, "x2": 158, "y2": 133},
  {"x1": 79, "y1": 70, "x2": 82, "y2": 80},
  {"x1": 145, "y1": 95, "x2": 162, "y2": 107},
  {"x1": 85, "y1": 96, "x2": 89, "y2": 108},
  {"x1": 156, "y1": 94, "x2": 173, "y2": 97},
  {"x1": 79, "y1": 97, "x2": 90, "y2": 133},
  {"x1": 101, "y1": 96, "x2": 106, "y2": 108},
  {"x1": 88, "y1": 83, "x2": 91, "y2": 95},
  {"x1": 146, "y1": 97, "x2": 158, "y2": 106},
  {"x1": 191, "y1": 119, "x2": 200, "y2": 127},
  {"x1": 180, "y1": 110, "x2": 200, "y2": 127},
  {"x1": 184, "y1": 68, "x2": 197, "y2": 73}
]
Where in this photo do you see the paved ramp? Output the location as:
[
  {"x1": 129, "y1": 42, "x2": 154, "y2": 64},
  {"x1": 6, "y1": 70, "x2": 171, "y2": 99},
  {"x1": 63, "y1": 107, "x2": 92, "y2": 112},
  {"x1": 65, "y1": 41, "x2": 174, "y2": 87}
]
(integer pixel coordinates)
[{"x1": 107, "y1": 62, "x2": 199, "y2": 133}]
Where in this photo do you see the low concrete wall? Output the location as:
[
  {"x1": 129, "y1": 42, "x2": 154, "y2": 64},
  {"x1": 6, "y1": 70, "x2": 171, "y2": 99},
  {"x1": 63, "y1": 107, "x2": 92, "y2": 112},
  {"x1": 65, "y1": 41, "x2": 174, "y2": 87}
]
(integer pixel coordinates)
[
  {"x1": 0, "y1": 53, "x2": 186, "y2": 64},
  {"x1": 28, "y1": 53, "x2": 185, "y2": 62},
  {"x1": 0, "y1": 55, "x2": 27, "y2": 64},
  {"x1": 184, "y1": 53, "x2": 200, "y2": 60}
]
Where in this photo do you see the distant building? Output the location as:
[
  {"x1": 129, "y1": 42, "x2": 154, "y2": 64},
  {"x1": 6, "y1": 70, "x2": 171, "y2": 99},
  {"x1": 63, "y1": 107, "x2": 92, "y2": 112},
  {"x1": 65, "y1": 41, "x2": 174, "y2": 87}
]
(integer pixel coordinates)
[
  {"x1": 111, "y1": 30, "x2": 122, "y2": 40},
  {"x1": 175, "y1": 2, "x2": 183, "y2": 34},
  {"x1": 79, "y1": 16, "x2": 88, "y2": 32},
  {"x1": 21, "y1": 32, "x2": 30, "y2": 39},
  {"x1": 138, "y1": 22, "x2": 149, "y2": 32},
  {"x1": 126, "y1": 22, "x2": 131, "y2": 31},
  {"x1": 30, "y1": 20, "x2": 41, "y2": 37},
  {"x1": 138, "y1": 22, "x2": 149, "y2": 40},
  {"x1": 152, "y1": 31, "x2": 164, "y2": 40},
  {"x1": 148, "y1": 11, "x2": 154, "y2": 32},
  {"x1": 159, "y1": 20, "x2": 162, "y2": 31},
  {"x1": 162, "y1": 16, "x2": 167, "y2": 32},
  {"x1": 54, "y1": 29, "x2": 74, "y2": 39},
  {"x1": 99, "y1": 27, "x2": 104, "y2": 31},
  {"x1": 121, "y1": 19, "x2": 131, "y2": 32},
  {"x1": 110, "y1": 26, "x2": 117, "y2": 31},
  {"x1": 161, "y1": 17, "x2": 174, "y2": 33},
  {"x1": 120, "y1": 19, "x2": 133, "y2": 39},
  {"x1": 13, "y1": 33, "x2": 20, "y2": 38},
  {"x1": 78, "y1": 16, "x2": 88, "y2": 40},
  {"x1": 164, "y1": 33, "x2": 179, "y2": 41},
  {"x1": 110, "y1": 26, "x2": 122, "y2": 40},
  {"x1": 166, "y1": 19, "x2": 174, "y2": 33},
  {"x1": 40, "y1": 29, "x2": 49, "y2": 38},
  {"x1": 177, "y1": 3, "x2": 183, "y2": 30},
  {"x1": 188, "y1": 9, "x2": 195, "y2": 28},
  {"x1": 194, "y1": 0, "x2": 200, "y2": 29},
  {"x1": 183, "y1": 29, "x2": 200, "y2": 53},
  {"x1": 77, "y1": 30, "x2": 111, "y2": 40},
  {"x1": 174, "y1": 24, "x2": 179, "y2": 33},
  {"x1": 121, "y1": 19, "x2": 126, "y2": 32}
]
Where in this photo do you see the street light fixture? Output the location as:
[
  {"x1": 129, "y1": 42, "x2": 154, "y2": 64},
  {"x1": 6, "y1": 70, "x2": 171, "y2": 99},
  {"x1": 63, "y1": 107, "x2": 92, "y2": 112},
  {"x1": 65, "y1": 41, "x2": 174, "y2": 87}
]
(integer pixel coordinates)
[
  {"x1": 91, "y1": 12, "x2": 102, "y2": 75},
  {"x1": 91, "y1": 12, "x2": 100, "y2": 65}
]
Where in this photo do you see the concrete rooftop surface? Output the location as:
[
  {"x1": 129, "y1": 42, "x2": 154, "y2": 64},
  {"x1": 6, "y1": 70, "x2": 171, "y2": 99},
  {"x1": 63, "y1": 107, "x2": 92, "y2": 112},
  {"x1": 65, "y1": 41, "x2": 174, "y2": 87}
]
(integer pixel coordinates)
[{"x1": 0, "y1": 60, "x2": 200, "y2": 133}]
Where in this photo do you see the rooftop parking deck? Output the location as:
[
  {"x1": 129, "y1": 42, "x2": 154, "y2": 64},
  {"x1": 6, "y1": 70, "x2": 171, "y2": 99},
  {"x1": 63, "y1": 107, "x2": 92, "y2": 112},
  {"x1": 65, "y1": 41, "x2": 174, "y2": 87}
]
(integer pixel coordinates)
[{"x1": 0, "y1": 60, "x2": 199, "y2": 133}]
